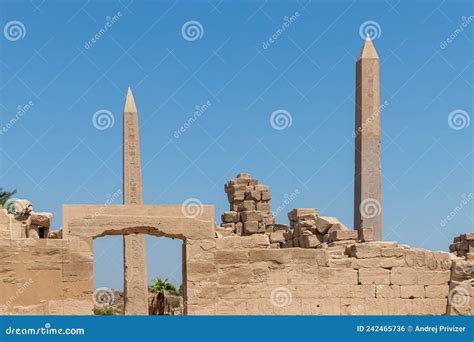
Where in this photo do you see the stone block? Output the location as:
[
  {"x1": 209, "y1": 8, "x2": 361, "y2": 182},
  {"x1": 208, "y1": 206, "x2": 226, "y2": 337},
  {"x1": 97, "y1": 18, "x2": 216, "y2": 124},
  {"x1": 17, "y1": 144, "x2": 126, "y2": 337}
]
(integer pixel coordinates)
[
  {"x1": 386, "y1": 298, "x2": 413, "y2": 315},
  {"x1": 375, "y1": 285, "x2": 400, "y2": 298},
  {"x1": 400, "y1": 285, "x2": 425, "y2": 298},
  {"x1": 348, "y1": 244, "x2": 381, "y2": 258},
  {"x1": 298, "y1": 233, "x2": 319, "y2": 248},
  {"x1": 240, "y1": 234, "x2": 270, "y2": 248},
  {"x1": 30, "y1": 212, "x2": 53, "y2": 228},
  {"x1": 256, "y1": 202, "x2": 271, "y2": 212},
  {"x1": 390, "y1": 267, "x2": 417, "y2": 285},
  {"x1": 221, "y1": 211, "x2": 238, "y2": 223},
  {"x1": 245, "y1": 191, "x2": 261, "y2": 201},
  {"x1": 216, "y1": 236, "x2": 242, "y2": 249},
  {"x1": 352, "y1": 256, "x2": 406, "y2": 269},
  {"x1": 269, "y1": 231, "x2": 286, "y2": 243},
  {"x1": 405, "y1": 248, "x2": 427, "y2": 267},
  {"x1": 243, "y1": 221, "x2": 261, "y2": 234},
  {"x1": 261, "y1": 215, "x2": 275, "y2": 226},
  {"x1": 187, "y1": 262, "x2": 218, "y2": 282},
  {"x1": 254, "y1": 185, "x2": 268, "y2": 191},
  {"x1": 320, "y1": 268, "x2": 358, "y2": 285},
  {"x1": 240, "y1": 211, "x2": 262, "y2": 222},
  {"x1": 230, "y1": 191, "x2": 245, "y2": 201},
  {"x1": 249, "y1": 249, "x2": 289, "y2": 264},
  {"x1": 261, "y1": 191, "x2": 271, "y2": 201},
  {"x1": 288, "y1": 208, "x2": 317, "y2": 221},
  {"x1": 417, "y1": 270, "x2": 451, "y2": 285},
  {"x1": 381, "y1": 247, "x2": 405, "y2": 257},
  {"x1": 215, "y1": 250, "x2": 249, "y2": 264},
  {"x1": 225, "y1": 183, "x2": 247, "y2": 194},
  {"x1": 425, "y1": 285, "x2": 449, "y2": 298},
  {"x1": 329, "y1": 230, "x2": 357, "y2": 242},
  {"x1": 316, "y1": 216, "x2": 348, "y2": 234},
  {"x1": 451, "y1": 259, "x2": 474, "y2": 281},
  {"x1": 312, "y1": 217, "x2": 332, "y2": 234},
  {"x1": 358, "y1": 268, "x2": 390, "y2": 284},
  {"x1": 238, "y1": 200, "x2": 256, "y2": 212},
  {"x1": 412, "y1": 299, "x2": 447, "y2": 315}
]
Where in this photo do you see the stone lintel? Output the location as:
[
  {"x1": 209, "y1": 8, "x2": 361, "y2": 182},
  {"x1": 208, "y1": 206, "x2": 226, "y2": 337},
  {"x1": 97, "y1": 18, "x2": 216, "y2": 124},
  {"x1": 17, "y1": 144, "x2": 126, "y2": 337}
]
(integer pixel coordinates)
[{"x1": 62, "y1": 204, "x2": 215, "y2": 240}]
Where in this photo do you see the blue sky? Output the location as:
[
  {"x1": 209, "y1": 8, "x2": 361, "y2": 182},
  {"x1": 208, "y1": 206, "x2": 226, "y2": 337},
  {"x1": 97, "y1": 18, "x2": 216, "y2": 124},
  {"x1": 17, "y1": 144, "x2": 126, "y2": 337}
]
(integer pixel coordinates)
[{"x1": 0, "y1": 0, "x2": 472, "y2": 290}]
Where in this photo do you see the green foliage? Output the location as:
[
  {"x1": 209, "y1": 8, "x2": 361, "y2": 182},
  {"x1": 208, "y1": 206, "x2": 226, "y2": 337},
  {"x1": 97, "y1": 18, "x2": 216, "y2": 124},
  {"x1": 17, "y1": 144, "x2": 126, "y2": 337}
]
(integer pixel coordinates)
[
  {"x1": 0, "y1": 188, "x2": 16, "y2": 207},
  {"x1": 148, "y1": 278, "x2": 179, "y2": 296},
  {"x1": 93, "y1": 307, "x2": 122, "y2": 316}
]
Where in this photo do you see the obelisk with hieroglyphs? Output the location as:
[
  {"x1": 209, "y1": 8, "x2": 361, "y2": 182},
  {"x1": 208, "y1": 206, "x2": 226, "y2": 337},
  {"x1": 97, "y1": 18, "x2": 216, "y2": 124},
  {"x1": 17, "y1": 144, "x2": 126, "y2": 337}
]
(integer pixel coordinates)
[
  {"x1": 122, "y1": 87, "x2": 149, "y2": 315},
  {"x1": 354, "y1": 36, "x2": 382, "y2": 240}
]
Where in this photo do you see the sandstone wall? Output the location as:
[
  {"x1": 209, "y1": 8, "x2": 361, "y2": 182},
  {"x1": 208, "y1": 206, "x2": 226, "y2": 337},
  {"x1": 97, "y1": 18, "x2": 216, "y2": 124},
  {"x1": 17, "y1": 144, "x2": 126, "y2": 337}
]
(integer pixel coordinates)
[
  {"x1": 185, "y1": 234, "x2": 467, "y2": 315},
  {"x1": 0, "y1": 237, "x2": 93, "y2": 315}
]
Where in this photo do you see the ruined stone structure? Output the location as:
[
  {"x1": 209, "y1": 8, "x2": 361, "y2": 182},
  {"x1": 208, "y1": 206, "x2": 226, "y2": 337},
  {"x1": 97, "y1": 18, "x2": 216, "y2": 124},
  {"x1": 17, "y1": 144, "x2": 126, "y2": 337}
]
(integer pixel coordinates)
[{"x1": 0, "y1": 38, "x2": 472, "y2": 316}]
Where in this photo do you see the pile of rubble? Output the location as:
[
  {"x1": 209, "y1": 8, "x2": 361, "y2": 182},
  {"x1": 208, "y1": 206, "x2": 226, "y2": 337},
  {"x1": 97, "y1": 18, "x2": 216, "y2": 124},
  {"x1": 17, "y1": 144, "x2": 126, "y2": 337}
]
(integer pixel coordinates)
[
  {"x1": 221, "y1": 173, "x2": 275, "y2": 235},
  {"x1": 449, "y1": 233, "x2": 473, "y2": 259},
  {"x1": 1, "y1": 198, "x2": 61, "y2": 239},
  {"x1": 218, "y1": 173, "x2": 378, "y2": 251}
]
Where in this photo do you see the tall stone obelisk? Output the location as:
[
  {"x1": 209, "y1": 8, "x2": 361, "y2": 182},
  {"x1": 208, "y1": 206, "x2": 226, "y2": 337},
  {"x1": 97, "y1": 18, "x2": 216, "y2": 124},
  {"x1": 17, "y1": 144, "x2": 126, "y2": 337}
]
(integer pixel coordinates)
[
  {"x1": 354, "y1": 36, "x2": 382, "y2": 240},
  {"x1": 123, "y1": 88, "x2": 149, "y2": 315}
]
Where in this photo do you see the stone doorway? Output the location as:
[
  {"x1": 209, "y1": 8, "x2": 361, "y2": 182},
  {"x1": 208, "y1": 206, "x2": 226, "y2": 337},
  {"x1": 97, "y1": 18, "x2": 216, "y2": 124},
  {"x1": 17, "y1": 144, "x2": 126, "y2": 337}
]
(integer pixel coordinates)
[
  {"x1": 62, "y1": 203, "x2": 215, "y2": 315},
  {"x1": 91, "y1": 231, "x2": 186, "y2": 316}
]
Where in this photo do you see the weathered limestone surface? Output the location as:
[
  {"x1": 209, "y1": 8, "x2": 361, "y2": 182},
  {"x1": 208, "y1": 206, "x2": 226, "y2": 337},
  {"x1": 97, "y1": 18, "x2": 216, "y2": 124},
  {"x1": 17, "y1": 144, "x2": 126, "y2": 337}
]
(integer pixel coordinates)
[
  {"x1": 185, "y1": 236, "x2": 468, "y2": 316},
  {"x1": 354, "y1": 36, "x2": 382, "y2": 240},
  {"x1": 62, "y1": 204, "x2": 215, "y2": 240},
  {"x1": 0, "y1": 212, "x2": 93, "y2": 315}
]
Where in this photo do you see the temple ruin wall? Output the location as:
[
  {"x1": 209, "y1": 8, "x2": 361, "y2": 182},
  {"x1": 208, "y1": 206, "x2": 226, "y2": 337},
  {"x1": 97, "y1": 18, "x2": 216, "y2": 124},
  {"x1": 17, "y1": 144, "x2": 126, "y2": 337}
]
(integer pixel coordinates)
[{"x1": 186, "y1": 235, "x2": 472, "y2": 315}]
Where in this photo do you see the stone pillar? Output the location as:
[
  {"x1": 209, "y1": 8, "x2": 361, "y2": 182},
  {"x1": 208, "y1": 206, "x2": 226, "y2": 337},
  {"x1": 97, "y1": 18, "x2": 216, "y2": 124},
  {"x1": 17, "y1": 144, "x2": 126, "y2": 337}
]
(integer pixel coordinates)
[
  {"x1": 123, "y1": 88, "x2": 149, "y2": 315},
  {"x1": 354, "y1": 36, "x2": 382, "y2": 240}
]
